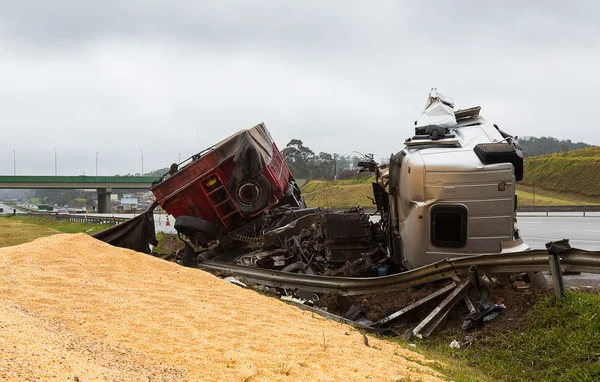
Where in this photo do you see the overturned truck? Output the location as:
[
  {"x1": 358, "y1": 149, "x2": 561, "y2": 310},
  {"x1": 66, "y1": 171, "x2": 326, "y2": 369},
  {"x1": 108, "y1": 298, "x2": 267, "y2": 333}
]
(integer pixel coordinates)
[{"x1": 96, "y1": 89, "x2": 526, "y2": 278}]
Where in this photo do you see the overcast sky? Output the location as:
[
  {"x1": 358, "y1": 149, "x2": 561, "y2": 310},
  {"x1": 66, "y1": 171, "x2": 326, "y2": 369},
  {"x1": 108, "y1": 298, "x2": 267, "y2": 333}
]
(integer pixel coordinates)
[{"x1": 0, "y1": 1, "x2": 598, "y2": 176}]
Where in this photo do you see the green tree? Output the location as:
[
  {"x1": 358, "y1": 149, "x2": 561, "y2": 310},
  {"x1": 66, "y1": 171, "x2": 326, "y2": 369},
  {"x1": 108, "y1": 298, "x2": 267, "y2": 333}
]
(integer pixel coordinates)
[
  {"x1": 281, "y1": 139, "x2": 316, "y2": 178},
  {"x1": 316, "y1": 152, "x2": 335, "y2": 179}
]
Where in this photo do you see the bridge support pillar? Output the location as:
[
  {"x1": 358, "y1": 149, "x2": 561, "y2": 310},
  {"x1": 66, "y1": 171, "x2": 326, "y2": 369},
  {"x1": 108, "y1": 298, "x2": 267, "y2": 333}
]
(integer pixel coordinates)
[{"x1": 97, "y1": 188, "x2": 112, "y2": 213}]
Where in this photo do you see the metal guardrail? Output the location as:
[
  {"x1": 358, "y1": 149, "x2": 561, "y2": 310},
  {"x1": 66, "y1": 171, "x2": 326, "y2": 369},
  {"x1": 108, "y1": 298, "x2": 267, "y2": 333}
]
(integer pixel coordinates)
[
  {"x1": 517, "y1": 205, "x2": 600, "y2": 216},
  {"x1": 197, "y1": 246, "x2": 600, "y2": 296},
  {"x1": 26, "y1": 212, "x2": 130, "y2": 225}
]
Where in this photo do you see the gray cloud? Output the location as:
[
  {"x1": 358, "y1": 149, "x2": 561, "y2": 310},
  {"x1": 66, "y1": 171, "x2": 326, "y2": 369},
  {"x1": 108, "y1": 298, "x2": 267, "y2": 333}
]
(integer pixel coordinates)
[{"x1": 0, "y1": 1, "x2": 599, "y2": 176}]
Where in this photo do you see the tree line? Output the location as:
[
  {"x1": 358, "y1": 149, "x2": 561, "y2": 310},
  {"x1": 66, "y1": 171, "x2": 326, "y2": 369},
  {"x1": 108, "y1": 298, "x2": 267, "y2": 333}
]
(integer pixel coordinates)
[
  {"x1": 280, "y1": 139, "x2": 370, "y2": 180},
  {"x1": 519, "y1": 136, "x2": 592, "y2": 157}
]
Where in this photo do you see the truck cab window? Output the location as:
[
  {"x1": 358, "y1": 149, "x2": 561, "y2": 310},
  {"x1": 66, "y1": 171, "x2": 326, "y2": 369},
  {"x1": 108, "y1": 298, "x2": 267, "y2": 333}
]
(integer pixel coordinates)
[{"x1": 430, "y1": 205, "x2": 468, "y2": 248}]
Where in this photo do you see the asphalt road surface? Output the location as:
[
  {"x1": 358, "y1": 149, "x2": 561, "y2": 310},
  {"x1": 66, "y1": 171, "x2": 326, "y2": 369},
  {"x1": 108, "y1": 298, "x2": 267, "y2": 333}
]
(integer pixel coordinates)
[
  {"x1": 518, "y1": 216, "x2": 600, "y2": 250},
  {"x1": 0, "y1": 202, "x2": 21, "y2": 215}
]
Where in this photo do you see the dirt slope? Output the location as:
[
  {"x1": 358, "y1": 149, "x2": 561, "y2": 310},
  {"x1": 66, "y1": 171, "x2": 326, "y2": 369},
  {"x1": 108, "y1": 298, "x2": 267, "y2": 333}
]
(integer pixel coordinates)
[{"x1": 0, "y1": 234, "x2": 444, "y2": 381}]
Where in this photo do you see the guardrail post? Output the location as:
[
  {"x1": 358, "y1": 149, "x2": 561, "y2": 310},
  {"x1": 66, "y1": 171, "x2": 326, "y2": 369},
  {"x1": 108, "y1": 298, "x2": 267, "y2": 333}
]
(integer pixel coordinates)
[
  {"x1": 583, "y1": 205, "x2": 586, "y2": 217},
  {"x1": 546, "y1": 207, "x2": 549, "y2": 217},
  {"x1": 546, "y1": 240, "x2": 568, "y2": 299},
  {"x1": 468, "y1": 264, "x2": 480, "y2": 292}
]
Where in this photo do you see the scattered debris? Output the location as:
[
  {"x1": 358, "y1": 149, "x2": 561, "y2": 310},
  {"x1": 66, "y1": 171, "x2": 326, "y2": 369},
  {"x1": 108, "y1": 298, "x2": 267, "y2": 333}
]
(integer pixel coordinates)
[
  {"x1": 374, "y1": 283, "x2": 456, "y2": 328},
  {"x1": 223, "y1": 276, "x2": 247, "y2": 288},
  {"x1": 412, "y1": 280, "x2": 471, "y2": 339},
  {"x1": 449, "y1": 340, "x2": 460, "y2": 349},
  {"x1": 461, "y1": 292, "x2": 504, "y2": 331},
  {"x1": 362, "y1": 333, "x2": 370, "y2": 347},
  {"x1": 463, "y1": 336, "x2": 475, "y2": 347}
]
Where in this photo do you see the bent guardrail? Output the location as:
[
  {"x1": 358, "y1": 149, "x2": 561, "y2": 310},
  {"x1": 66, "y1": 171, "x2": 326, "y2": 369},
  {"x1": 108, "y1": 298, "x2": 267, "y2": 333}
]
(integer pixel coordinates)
[{"x1": 196, "y1": 244, "x2": 599, "y2": 296}]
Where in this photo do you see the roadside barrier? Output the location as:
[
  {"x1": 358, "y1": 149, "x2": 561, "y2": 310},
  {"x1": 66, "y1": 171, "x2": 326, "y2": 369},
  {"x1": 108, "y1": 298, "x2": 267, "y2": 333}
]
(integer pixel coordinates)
[
  {"x1": 26, "y1": 212, "x2": 130, "y2": 225},
  {"x1": 517, "y1": 205, "x2": 600, "y2": 217}
]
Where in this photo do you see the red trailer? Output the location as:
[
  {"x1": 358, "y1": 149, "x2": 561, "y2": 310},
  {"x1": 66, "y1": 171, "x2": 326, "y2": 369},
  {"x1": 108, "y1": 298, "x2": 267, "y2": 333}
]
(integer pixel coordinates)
[{"x1": 150, "y1": 123, "x2": 304, "y2": 247}]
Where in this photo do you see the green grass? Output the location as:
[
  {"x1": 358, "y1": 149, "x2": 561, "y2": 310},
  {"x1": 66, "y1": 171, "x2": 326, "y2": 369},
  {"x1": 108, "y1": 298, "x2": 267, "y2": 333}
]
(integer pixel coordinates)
[
  {"x1": 420, "y1": 291, "x2": 600, "y2": 382},
  {"x1": 0, "y1": 215, "x2": 181, "y2": 257},
  {"x1": 0, "y1": 215, "x2": 110, "y2": 248},
  {"x1": 154, "y1": 232, "x2": 185, "y2": 255},
  {"x1": 523, "y1": 154, "x2": 600, "y2": 198},
  {"x1": 301, "y1": 179, "x2": 588, "y2": 209},
  {"x1": 515, "y1": 189, "x2": 594, "y2": 206},
  {"x1": 4, "y1": 215, "x2": 108, "y2": 234},
  {"x1": 0, "y1": 217, "x2": 60, "y2": 248},
  {"x1": 301, "y1": 178, "x2": 377, "y2": 209},
  {"x1": 305, "y1": 147, "x2": 600, "y2": 206}
]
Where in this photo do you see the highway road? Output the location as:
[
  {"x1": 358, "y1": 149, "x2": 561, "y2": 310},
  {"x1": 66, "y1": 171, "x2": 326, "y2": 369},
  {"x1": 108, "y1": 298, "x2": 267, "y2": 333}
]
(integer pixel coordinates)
[
  {"x1": 0, "y1": 202, "x2": 22, "y2": 215},
  {"x1": 518, "y1": 216, "x2": 600, "y2": 250}
]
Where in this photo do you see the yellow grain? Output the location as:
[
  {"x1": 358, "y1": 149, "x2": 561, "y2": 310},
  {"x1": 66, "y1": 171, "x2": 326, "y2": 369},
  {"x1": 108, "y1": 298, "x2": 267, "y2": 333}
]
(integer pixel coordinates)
[{"x1": 0, "y1": 234, "x2": 445, "y2": 381}]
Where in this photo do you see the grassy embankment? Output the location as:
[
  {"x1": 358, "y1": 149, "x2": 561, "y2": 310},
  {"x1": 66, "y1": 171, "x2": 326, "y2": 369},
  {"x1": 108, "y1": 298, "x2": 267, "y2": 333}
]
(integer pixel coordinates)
[
  {"x1": 303, "y1": 146, "x2": 600, "y2": 209},
  {"x1": 302, "y1": 180, "x2": 592, "y2": 209},
  {"x1": 301, "y1": 177, "x2": 377, "y2": 209},
  {"x1": 0, "y1": 214, "x2": 180, "y2": 256},
  {"x1": 0, "y1": 215, "x2": 108, "y2": 248},
  {"x1": 522, "y1": 146, "x2": 600, "y2": 202},
  {"x1": 418, "y1": 291, "x2": 600, "y2": 382}
]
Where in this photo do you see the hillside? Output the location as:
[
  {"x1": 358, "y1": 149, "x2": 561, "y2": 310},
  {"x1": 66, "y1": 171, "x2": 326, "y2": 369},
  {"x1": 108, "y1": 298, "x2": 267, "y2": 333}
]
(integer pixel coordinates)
[
  {"x1": 301, "y1": 179, "x2": 377, "y2": 209},
  {"x1": 301, "y1": 145, "x2": 600, "y2": 208},
  {"x1": 301, "y1": 179, "x2": 589, "y2": 209},
  {"x1": 522, "y1": 146, "x2": 600, "y2": 199}
]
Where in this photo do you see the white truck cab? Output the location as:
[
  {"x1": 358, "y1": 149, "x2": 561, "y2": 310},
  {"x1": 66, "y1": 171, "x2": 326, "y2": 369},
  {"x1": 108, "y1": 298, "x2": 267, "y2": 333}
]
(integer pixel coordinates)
[{"x1": 382, "y1": 90, "x2": 528, "y2": 269}]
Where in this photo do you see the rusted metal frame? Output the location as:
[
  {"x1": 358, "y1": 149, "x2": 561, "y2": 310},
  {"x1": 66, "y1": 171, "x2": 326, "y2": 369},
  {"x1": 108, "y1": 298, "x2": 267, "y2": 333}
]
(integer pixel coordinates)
[
  {"x1": 374, "y1": 282, "x2": 457, "y2": 327},
  {"x1": 412, "y1": 280, "x2": 471, "y2": 338}
]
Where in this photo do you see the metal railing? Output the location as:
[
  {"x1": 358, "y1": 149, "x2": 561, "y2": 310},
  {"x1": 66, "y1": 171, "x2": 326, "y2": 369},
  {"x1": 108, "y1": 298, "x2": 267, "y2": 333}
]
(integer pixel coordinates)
[
  {"x1": 196, "y1": 245, "x2": 597, "y2": 296},
  {"x1": 517, "y1": 205, "x2": 600, "y2": 216},
  {"x1": 25, "y1": 212, "x2": 130, "y2": 225}
]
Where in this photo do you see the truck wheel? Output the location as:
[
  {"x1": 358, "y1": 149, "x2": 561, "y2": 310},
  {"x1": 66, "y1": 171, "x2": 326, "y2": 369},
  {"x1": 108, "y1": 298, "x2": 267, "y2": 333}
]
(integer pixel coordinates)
[
  {"x1": 227, "y1": 174, "x2": 272, "y2": 216},
  {"x1": 174, "y1": 216, "x2": 219, "y2": 241}
]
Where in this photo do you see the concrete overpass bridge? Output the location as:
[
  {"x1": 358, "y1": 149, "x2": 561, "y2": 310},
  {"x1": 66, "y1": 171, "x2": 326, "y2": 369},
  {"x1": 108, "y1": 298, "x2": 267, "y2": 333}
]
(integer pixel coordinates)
[{"x1": 0, "y1": 176, "x2": 158, "y2": 213}]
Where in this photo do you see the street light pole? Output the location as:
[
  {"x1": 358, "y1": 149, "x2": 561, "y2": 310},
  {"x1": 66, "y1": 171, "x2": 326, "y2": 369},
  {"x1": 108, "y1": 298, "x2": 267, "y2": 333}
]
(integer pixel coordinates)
[
  {"x1": 54, "y1": 148, "x2": 57, "y2": 176},
  {"x1": 140, "y1": 150, "x2": 144, "y2": 176},
  {"x1": 96, "y1": 152, "x2": 99, "y2": 176},
  {"x1": 178, "y1": 152, "x2": 181, "y2": 163},
  {"x1": 13, "y1": 150, "x2": 15, "y2": 175}
]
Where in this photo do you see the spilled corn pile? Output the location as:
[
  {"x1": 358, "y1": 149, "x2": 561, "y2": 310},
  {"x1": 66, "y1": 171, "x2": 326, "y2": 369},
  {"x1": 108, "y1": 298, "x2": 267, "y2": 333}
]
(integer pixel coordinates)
[{"x1": 0, "y1": 234, "x2": 444, "y2": 381}]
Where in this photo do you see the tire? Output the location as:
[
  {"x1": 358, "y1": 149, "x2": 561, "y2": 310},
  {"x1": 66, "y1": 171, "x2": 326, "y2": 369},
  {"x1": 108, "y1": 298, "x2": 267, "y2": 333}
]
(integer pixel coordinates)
[
  {"x1": 174, "y1": 216, "x2": 219, "y2": 241},
  {"x1": 227, "y1": 174, "x2": 272, "y2": 216}
]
